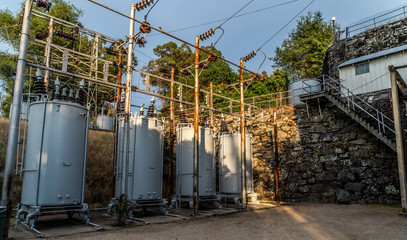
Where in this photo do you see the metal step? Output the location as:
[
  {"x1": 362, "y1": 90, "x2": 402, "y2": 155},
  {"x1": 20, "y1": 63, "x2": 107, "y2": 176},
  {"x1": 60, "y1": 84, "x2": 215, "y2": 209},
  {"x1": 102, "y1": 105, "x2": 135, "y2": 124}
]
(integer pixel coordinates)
[{"x1": 324, "y1": 93, "x2": 396, "y2": 152}]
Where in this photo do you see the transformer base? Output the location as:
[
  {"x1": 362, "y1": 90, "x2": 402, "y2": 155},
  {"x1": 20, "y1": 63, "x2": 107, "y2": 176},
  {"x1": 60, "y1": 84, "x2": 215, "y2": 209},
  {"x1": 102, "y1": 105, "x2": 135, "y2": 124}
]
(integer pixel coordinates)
[
  {"x1": 219, "y1": 192, "x2": 260, "y2": 206},
  {"x1": 108, "y1": 198, "x2": 183, "y2": 223},
  {"x1": 16, "y1": 203, "x2": 102, "y2": 238},
  {"x1": 170, "y1": 195, "x2": 222, "y2": 210}
]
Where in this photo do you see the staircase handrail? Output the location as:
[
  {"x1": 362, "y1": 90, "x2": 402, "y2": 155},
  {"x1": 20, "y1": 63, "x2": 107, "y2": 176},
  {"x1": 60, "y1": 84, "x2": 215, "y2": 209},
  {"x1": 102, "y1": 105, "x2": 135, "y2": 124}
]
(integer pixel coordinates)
[{"x1": 320, "y1": 75, "x2": 395, "y2": 135}]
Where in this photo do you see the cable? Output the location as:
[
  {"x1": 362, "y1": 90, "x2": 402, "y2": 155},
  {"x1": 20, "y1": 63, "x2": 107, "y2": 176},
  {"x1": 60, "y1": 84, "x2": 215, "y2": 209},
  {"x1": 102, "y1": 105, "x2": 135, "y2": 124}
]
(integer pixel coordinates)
[
  {"x1": 256, "y1": 0, "x2": 315, "y2": 51},
  {"x1": 134, "y1": 49, "x2": 155, "y2": 60},
  {"x1": 151, "y1": 0, "x2": 299, "y2": 36},
  {"x1": 217, "y1": 0, "x2": 255, "y2": 28},
  {"x1": 87, "y1": 0, "x2": 262, "y2": 78},
  {"x1": 144, "y1": 0, "x2": 160, "y2": 21},
  {"x1": 350, "y1": 72, "x2": 388, "y2": 92}
]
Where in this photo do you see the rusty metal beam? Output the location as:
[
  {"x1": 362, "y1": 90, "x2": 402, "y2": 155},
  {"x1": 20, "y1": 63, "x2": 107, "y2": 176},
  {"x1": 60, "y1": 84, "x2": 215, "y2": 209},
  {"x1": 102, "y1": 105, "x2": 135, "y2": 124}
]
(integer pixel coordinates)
[
  {"x1": 168, "y1": 68, "x2": 175, "y2": 200},
  {"x1": 240, "y1": 58, "x2": 247, "y2": 208},
  {"x1": 193, "y1": 36, "x2": 200, "y2": 216},
  {"x1": 273, "y1": 112, "x2": 280, "y2": 205},
  {"x1": 210, "y1": 82, "x2": 214, "y2": 129}
]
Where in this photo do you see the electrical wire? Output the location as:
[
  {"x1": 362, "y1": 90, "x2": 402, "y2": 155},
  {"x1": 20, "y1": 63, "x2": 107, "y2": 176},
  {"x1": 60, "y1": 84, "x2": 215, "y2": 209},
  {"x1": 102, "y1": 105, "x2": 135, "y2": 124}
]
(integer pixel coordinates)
[
  {"x1": 87, "y1": 0, "x2": 262, "y2": 78},
  {"x1": 217, "y1": 0, "x2": 255, "y2": 28},
  {"x1": 134, "y1": 48, "x2": 155, "y2": 60},
  {"x1": 350, "y1": 72, "x2": 388, "y2": 92},
  {"x1": 150, "y1": 0, "x2": 299, "y2": 36},
  {"x1": 144, "y1": 0, "x2": 160, "y2": 21},
  {"x1": 256, "y1": 0, "x2": 315, "y2": 51}
]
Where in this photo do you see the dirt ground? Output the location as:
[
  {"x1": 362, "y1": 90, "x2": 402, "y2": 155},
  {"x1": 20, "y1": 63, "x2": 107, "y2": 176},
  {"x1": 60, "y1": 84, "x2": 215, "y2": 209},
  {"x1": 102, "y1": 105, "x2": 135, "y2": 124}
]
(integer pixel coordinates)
[{"x1": 10, "y1": 203, "x2": 407, "y2": 240}]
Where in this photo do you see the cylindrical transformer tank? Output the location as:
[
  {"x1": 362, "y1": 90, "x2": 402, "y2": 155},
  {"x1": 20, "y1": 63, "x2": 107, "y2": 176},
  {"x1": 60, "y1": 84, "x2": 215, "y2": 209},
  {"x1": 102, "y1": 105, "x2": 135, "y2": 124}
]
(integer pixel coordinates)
[
  {"x1": 21, "y1": 100, "x2": 89, "y2": 206},
  {"x1": 115, "y1": 114, "x2": 164, "y2": 201},
  {"x1": 95, "y1": 114, "x2": 114, "y2": 131},
  {"x1": 219, "y1": 133, "x2": 254, "y2": 195},
  {"x1": 176, "y1": 124, "x2": 216, "y2": 197}
]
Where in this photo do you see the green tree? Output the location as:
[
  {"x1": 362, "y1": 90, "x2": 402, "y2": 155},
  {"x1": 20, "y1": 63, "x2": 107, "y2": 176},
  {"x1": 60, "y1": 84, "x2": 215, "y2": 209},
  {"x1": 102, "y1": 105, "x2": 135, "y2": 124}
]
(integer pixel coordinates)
[
  {"x1": 0, "y1": 0, "x2": 84, "y2": 117},
  {"x1": 272, "y1": 11, "x2": 334, "y2": 79},
  {"x1": 143, "y1": 42, "x2": 239, "y2": 113}
]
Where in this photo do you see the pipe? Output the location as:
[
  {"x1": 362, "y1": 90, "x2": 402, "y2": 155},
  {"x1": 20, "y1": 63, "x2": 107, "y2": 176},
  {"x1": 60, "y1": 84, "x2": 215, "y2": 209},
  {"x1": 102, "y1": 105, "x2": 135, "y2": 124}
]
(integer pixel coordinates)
[
  {"x1": 193, "y1": 36, "x2": 200, "y2": 217},
  {"x1": 239, "y1": 58, "x2": 247, "y2": 208},
  {"x1": 1, "y1": 0, "x2": 32, "y2": 238}
]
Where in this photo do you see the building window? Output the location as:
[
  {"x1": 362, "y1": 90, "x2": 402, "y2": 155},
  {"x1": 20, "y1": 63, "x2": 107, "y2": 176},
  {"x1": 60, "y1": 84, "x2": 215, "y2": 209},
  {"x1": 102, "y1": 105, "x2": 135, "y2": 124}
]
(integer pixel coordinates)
[{"x1": 355, "y1": 62, "x2": 369, "y2": 75}]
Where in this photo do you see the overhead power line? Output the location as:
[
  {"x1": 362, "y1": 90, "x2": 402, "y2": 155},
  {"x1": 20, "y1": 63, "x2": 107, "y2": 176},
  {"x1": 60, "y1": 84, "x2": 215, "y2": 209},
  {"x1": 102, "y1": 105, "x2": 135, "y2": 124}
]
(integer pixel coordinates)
[
  {"x1": 217, "y1": 0, "x2": 255, "y2": 28},
  {"x1": 256, "y1": 0, "x2": 316, "y2": 51},
  {"x1": 150, "y1": 0, "x2": 299, "y2": 37},
  {"x1": 88, "y1": 0, "x2": 262, "y2": 78}
]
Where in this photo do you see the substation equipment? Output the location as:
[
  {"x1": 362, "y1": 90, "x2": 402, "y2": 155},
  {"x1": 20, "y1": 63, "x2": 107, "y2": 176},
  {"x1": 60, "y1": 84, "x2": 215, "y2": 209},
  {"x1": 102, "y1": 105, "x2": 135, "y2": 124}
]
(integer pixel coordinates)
[
  {"x1": 16, "y1": 70, "x2": 101, "y2": 236},
  {"x1": 95, "y1": 107, "x2": 115, "y2": 131},
  {"x1": 218, "y1": 132, "x2": 258, "y2": 205},
  {"x1": 172, "y1": 122, "x2": 220, "y2": 209},
  {"x1": 110, "y1": 98, "x2": 168, "y2": 217}
]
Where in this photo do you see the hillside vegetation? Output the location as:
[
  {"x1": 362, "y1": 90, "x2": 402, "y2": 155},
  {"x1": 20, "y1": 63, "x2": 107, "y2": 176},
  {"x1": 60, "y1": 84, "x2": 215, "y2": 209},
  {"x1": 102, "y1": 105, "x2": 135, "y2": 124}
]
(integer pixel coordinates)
[{"x1": 0, "y1": 119, "x2": 114, "y2": 207}]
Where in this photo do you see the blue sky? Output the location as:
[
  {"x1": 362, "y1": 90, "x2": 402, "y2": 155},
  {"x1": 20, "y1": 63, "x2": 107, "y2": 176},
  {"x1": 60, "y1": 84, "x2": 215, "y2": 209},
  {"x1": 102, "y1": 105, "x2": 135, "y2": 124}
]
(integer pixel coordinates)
[{"x1": 0, "y1": 0, "x2": 406, "y2": 110}]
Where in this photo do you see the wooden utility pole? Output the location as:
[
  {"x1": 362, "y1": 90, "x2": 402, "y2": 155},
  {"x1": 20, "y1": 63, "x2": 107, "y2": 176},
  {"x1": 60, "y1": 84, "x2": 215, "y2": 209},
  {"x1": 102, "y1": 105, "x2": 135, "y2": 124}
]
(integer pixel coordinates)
[{"x1": 389, "y1": 65, "x2": 407, "y2": 213}]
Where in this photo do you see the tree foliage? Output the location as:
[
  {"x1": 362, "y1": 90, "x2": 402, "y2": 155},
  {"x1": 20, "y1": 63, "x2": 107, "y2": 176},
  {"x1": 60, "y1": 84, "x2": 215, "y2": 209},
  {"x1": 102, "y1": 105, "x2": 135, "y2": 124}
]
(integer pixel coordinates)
[
  {"x1": 0, "y1": 1, "x2": 92, "y2": 117},
  {"x1": 272, "y1": 11, "x2": 334, "y2": 79}
]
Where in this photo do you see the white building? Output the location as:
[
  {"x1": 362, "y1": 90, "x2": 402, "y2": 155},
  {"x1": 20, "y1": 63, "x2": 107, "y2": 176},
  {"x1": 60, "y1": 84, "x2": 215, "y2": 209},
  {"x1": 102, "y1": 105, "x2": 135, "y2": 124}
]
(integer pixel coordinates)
[{"x1": 338, "y1": 44, "x2": 407, "y2": 95}]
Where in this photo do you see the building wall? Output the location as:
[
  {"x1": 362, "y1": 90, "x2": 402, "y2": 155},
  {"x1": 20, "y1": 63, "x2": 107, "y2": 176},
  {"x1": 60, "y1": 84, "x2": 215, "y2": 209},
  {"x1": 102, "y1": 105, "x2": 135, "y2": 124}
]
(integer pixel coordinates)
[
  {"x1": 165, "y1": 104, "x2": 400, "y2": 204},
  {"x1": 323, "y1": 17, "x2": 407, "y2": 80},
  {"x1": 338, "y1": 51, "x2": 407, "y2": 95}
]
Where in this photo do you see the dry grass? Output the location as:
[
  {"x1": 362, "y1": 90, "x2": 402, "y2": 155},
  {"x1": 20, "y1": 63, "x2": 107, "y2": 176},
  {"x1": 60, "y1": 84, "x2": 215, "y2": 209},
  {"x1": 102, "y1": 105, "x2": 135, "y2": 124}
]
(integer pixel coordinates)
[
  {"x1": 0, "y1": 119, "x2": 115, "y2": 207},
  {"x1": 85, "y1": 130, "x2": 114, "y2": 206}
]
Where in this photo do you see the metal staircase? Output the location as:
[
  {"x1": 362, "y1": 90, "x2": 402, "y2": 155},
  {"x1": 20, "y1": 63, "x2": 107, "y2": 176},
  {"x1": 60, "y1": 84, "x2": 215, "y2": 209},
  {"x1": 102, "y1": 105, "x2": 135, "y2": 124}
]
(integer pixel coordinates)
[{"x1": 300, "y1": 75, "x2": 397, "y2": 152}]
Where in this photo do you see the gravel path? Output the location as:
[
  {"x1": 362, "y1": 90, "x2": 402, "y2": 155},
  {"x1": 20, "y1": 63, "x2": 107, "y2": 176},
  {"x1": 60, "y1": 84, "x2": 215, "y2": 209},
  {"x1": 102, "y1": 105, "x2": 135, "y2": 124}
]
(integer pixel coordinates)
[{"x1": 48, "y1": 203, "x2": 407, "y2": 240}]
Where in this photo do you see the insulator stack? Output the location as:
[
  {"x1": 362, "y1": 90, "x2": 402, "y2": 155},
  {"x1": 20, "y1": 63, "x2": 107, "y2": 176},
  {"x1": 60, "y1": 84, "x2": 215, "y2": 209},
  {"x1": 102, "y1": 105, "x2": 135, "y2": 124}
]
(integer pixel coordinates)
[
  {"x1": 68, "y1": 89, "x2": 74, "y2": 102},
  {"x1": 208, "y1": 54, "x2": 218, "y2": 62},
  {"x1": 76, "y1": 79, "x2": 86, "y2": 106},
  {"x1": 106, "y1": 47, "x2": 119, "y2": 56},
  {"x1": 54, "y1": 29, "x2": 76, "y2": 41},
  {"x1": 135, "y1": 37, "x2": 146, "y2": 47},
  {"x1": 61, "y1": 88, "x2": 67, "y2": 101},
  {"x1": 199, "y1": 62, "x2": 208, "y2": 70},
  {"x1": 35, "y1": 30, "x2": 49, "y2": 40},
  {"x1": 147, "y1": 97, "x2": 155, "y2": 117},
  {"x1": 252, "y1": 74, "x2": 259, "y2": 81},
  {"x1": 36, "y1": 0, "x2": 52, "y2": 12},
  {"x1": 53, "y1": 77, "x2": 61, "y2": 100},
  {"x1": 135, "y1": 0, "x2": 154, "y2": 11},
  {"x1": 140, "y1": 21, "x2": 151, "y2": 33},
  {"x1": 34, "y1": 69, "x2": 47, "y2": 95},
  {"x1": 242, "y1": 51, "x2": 257, "y2": 62},
  {"x1": 140, "y1": 104, "x2": 145, "y2": 116},
  {"x1": 179, "y1": 104, "x2": 187, "y2": 123},
  {"x1": 199, "y1": 28, "x2": 215, "y2": 41}
]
